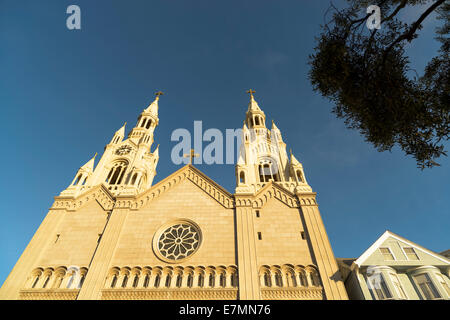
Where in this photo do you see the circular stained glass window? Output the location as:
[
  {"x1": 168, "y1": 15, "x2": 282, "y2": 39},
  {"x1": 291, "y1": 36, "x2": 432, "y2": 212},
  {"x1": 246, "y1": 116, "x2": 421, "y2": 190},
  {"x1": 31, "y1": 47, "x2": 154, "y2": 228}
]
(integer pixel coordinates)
[{"x1": 155, "y1": 222, "x2": 201, "y2": 262}]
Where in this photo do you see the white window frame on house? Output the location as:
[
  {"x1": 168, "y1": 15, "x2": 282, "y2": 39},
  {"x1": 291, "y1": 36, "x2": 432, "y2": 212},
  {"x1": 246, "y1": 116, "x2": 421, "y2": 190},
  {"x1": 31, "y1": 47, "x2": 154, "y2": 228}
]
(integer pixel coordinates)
[
  {"x1": 366, "y1": 272, "x2": 392, "y2": 300},
  {"x1": 401, "y1": 246, "x2": 420, "y2": 261},
  {"x1": 379, "y1": 247, "x2": 396, "y2": 261},
  {"x1": 414, "y1": 273, "x2": 442, "y2": 300}
]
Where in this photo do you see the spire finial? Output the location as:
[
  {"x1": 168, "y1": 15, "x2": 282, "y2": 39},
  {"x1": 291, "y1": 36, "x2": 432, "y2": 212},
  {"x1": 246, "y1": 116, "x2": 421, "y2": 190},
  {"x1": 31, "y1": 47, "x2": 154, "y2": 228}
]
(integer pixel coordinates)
[
  {"x1": 246, "y1": 89, "x2": 256, "y2": 99},
  {"x1": 289, "y1": 148, "x2": 293, "y2": 156},
  {"x1": 94, "y1": 152, "x2": 98, "y2": 158},
  {"x1": 155, "y1": 91, "x2": 164, "y2": 100}
]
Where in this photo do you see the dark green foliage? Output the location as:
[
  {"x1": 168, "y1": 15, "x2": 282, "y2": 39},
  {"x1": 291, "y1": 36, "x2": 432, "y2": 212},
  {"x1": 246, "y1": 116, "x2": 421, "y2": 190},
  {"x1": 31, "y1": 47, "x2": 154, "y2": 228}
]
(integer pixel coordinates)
[{"x1": 309, "y1": 0, "x2": 449, "y2": 168}]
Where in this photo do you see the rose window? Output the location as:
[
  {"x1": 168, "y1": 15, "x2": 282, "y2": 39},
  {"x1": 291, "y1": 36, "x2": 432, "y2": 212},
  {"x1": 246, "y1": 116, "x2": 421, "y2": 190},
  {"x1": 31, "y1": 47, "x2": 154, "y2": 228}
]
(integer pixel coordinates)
[{"x1": 157, "y1": 223, "x2": 200, "y2": 261}]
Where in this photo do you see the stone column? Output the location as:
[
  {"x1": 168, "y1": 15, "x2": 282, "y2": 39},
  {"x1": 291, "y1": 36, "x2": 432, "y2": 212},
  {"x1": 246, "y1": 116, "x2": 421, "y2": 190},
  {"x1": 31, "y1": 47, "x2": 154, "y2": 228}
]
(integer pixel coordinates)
[
  {"x1": 235, "y1": 201, "x2": 261, "y2": 299},
  {"x1": 297, "y1": 193, "x2": 348, "y2": 300}
]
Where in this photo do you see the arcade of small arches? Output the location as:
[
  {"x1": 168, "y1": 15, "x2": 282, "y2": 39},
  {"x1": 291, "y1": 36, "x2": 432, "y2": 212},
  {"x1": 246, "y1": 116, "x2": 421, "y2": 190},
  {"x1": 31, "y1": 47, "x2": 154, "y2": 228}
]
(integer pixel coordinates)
[
  {"x1": 25, "y1": 267, "x2": 88, "y2": 290},
  {"x1": 259, "y1": 265, "x2": 321, "y2": 289},
  {"x1": 105, "y1": 265, "x2": 238, "y2": 290}
]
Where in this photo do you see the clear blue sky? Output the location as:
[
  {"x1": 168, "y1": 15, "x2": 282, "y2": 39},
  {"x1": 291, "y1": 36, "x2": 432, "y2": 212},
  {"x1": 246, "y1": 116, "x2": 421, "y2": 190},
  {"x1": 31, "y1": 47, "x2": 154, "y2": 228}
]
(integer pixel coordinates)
[{"x1": 0, "y1": 0, "x2": 448, "y2": 285}]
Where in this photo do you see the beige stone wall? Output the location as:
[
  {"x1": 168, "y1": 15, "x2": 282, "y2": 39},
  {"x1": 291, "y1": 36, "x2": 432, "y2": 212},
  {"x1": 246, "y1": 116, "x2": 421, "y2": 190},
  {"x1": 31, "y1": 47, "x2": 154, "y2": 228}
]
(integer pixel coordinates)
[
  {"x1": 254, "y1": 197, "x2": 313, "y2": 266},
  {"x1": 39, "y1": 201, "x2": 108, "y2": 267},
  {"x1": 111, "y1": 179, "x2": 236, "y2": 267}
]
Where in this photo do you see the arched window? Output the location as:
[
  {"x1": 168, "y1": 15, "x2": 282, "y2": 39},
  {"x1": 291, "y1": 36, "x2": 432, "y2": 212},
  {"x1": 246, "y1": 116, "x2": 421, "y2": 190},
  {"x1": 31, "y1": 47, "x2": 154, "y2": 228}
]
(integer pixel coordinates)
[
  {"x1": 264, "y1": 272, "x2": 271, "y2": 287},
  {"x1": 67, "y1": 272, "x2": 76, "y2": 289},
  {"x1": 154, "y1": 274, "x2": 161, "y2": 288},
  {"x1": 78, "y1": 274, "x2": 85, "y2": 289},
  {"x1": 239, "y1": 171, "x2": 245, "y2": 184},
  {"x1": 132, "y1": 275, "x2": 139, "y2": 288},
  {"x1": 219, "y1": 273, "x2": 226, "y2": 288},
  {"x1": 111, "y1": 275, "x2": 118, "y2": 288},
  {"x1": 288, "y1": 271, "x2": 297, "y2": 287},
  {"x1": 298, "y1": 271, "x2": 307, "y2": 286},
  {"x1": 141, "y1": 118, "x2": 147, "y2": 128},
  {"x1": 74, "y1": 174, "x2": 82, "y2": 186},
  {"x1": 32, "y1": 276, "x2": 40, "y2": 289},
  {"x1": 208, "y1": 273, "x2": 215, "y2": 287},
  {"x1": 231, "y1": 272, "x2": 238, "y2": 287},
  {"x1": 42, "y1": 276, "x2": 50, "y2": 288},
  {"x1": 165, "y1": 274, "x2": 172, "y2": 288},
  {"x1": 121, "y1": 275, "x2": 128, "y2": 288},
  {"x1": 296, "y1": 170, "x2": 303, "y2": 182},
  {"x1": 275, "y1": 272, "x2": 283, "y2": 287},
  {"x1": 106, "y1": 162, "x2": 128, "y2": 185},
  {"x1": 176, "y1": 274, "x2": 182, "y2": 288},
  {"x1": 198, "y1": 273, "x2": 204, "y2": 288},
  {"x1": 259, "y1": 161, "x2": 280, "y2": 182},
  {"x1": 187, "y1": 273, "x2": 193, "y2": 288},
  {"x1": 146, "y1": 120, "x2": 152, "y2": 129},
  {"x1": 255, "y1": 117, "x2": 260, "y2": 126},
  {"x1": 143, "y1": 274, "x2": 150, "y2": 288}
]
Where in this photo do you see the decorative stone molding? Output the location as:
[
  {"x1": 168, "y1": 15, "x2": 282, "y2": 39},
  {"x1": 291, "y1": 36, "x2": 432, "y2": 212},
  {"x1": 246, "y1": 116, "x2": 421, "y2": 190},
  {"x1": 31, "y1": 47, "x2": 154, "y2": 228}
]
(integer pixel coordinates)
[
  {"x1": 19, "y1": 289, "x2": 79, "y2": 300},
  {"x1": 51, "y1": 184, "x2": 115, "y2": 211},
  {"x1": 236, "y1": 183, "x2": 299, "y2": 208},
  {"x1": 101, "y1": 288, "x2": 238, "y2": 300},
  {"x1": 296, "y1": 193, "x2": 318, "y2": 206},
  {"x1": 261, "y1": 287, "x2": 324, "y2": 300}
]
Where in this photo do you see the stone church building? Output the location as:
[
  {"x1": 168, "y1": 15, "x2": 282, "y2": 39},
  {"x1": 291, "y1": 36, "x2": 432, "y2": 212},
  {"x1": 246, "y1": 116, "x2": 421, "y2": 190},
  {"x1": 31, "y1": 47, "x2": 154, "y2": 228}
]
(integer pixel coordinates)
[{"x1": 0, "y1": 92, "x2": 348, "y2": 300}]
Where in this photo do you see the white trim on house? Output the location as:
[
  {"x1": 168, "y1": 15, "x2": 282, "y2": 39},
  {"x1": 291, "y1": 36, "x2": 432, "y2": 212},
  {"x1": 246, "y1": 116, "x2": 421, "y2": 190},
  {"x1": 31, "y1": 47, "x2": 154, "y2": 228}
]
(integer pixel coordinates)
[{"x1": 354, "y1": 230, "x2": 450, "y2": 267}]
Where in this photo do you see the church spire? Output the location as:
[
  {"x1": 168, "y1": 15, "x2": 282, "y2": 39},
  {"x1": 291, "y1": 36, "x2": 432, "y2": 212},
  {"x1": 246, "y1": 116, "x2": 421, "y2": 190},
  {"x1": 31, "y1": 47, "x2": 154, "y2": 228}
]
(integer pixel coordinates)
[
  {"x1": 110, "y1": 122, "x2": 126, "y2": 144},
  {"x1": 245, "y1": 89, "x2": 266, "y2": 129},
  {"x1": 144, "y1": 91, "x2": 163, "y2": 117},
  {"x1": 128, "y1": 91, "x2": 163, "y2": 143}
]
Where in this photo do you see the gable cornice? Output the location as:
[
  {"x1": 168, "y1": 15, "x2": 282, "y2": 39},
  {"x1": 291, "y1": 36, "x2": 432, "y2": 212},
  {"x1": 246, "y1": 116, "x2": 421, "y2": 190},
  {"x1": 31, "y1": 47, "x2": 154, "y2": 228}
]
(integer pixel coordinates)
[
  {"x1": 235, "y1": 181, "x2": 299, "y2": 208},
  {"x1": 354, "y1": 230, "x2": 450, "y2": 267},
  {"x1": 51, "y1": 184, "x2": 115, "y2": 212},
  {"x1": 116, "y1": 165, "x2": 235, "y2": 210}
]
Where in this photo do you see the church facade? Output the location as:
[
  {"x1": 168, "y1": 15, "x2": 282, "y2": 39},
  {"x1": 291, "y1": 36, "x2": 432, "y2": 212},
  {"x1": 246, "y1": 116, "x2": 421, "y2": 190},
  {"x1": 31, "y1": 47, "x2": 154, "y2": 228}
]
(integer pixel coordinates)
[{"x1": 0, "y1": 92, "x2": 348, "y2": 300}]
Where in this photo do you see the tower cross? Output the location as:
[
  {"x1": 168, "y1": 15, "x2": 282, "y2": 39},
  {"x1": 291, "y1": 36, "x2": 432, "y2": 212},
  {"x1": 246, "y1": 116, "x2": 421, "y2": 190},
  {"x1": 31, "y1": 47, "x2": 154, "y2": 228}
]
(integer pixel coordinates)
[
  {"x1": 183, "y1": 149, "x2": 200, "y2": 164},
  {"x1": 246, "y1": 89, "x2": 256, "y2": 98},
  {"x1": 155, "y1": 91, "x2": 164, "y2": 99}
]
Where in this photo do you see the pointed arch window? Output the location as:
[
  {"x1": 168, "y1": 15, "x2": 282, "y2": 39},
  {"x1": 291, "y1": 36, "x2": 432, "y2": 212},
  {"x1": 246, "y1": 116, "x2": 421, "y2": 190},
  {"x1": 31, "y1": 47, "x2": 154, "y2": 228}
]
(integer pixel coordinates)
[
  {"x1": 106, "y1": 161, "x2": 128, "y2": 185},
  {"x1": 146, "y1": 119, "x2": 152, "y2": 129},
  {"x1": 74, "y1": 174, "x2": 82, "y2": 186}
]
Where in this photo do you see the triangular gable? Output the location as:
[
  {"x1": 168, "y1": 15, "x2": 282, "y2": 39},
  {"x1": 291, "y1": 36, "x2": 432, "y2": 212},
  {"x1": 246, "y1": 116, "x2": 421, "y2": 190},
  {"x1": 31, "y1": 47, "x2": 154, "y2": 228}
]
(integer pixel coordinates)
[
  {"x1": 248, "y1": 181, "x2": 299, "y2": 208},
  {"x1": 123, "y1": 165, "x2": 235, "y2": 210},
  {"x1": 354, "y1": 230, "x2": 450, "y2": 267}
]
